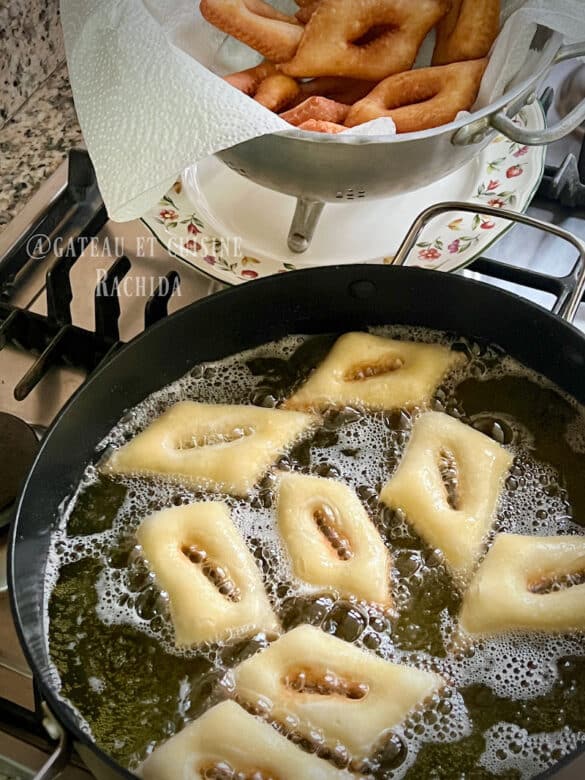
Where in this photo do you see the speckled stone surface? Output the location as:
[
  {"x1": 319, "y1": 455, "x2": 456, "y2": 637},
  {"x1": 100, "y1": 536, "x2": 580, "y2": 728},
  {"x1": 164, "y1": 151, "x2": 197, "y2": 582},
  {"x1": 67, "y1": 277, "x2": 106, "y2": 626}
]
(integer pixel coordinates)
[
  {"x1": 0, "y1": 62, "x2": 84, "y2": 232},
  {"x1": 0, "y1": 0, "x2": 65, "y2": 126}
]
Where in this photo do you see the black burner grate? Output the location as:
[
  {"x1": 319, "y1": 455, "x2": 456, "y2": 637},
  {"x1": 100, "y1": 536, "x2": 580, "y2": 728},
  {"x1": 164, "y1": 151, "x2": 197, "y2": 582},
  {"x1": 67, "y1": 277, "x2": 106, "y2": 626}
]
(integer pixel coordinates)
[
  {"x1": 0, "y1": 150, "x2": 181, "y2": 400},
  {"x1": 540, "y1": 150, "x2": 585, "y2": 207}
]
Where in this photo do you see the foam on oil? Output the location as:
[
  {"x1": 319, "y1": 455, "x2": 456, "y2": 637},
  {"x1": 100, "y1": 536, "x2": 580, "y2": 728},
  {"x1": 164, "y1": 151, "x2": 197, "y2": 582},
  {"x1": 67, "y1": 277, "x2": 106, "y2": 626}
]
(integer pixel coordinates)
[{"x1": 46, "y1": 327, "x2": 585, "y2": 776}]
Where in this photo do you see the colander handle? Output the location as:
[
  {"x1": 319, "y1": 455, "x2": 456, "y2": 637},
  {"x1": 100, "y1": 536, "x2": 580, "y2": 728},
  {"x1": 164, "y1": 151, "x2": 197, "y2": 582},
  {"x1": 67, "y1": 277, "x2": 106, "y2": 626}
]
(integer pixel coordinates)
[
  {"x1": 393, "y1": 202, "x2": 585, "y2": 324},
  {"x1": 490, "y1": 42, "x2": 585, "y2": 146}
]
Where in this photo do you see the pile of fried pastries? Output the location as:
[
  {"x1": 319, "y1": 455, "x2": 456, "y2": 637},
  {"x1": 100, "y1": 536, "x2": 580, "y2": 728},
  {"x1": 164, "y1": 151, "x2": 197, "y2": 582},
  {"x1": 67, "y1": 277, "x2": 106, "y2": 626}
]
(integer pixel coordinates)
[{"x1": 199, "y1": 0, "x2": 501, "y2": 134}]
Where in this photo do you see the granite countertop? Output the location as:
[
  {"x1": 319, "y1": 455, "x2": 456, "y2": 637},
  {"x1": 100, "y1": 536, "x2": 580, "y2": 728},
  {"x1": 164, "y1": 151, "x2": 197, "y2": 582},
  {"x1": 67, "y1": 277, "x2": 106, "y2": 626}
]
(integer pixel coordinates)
[{"x1": 0, "y1": 62, "x2": 84, "y2": 233}]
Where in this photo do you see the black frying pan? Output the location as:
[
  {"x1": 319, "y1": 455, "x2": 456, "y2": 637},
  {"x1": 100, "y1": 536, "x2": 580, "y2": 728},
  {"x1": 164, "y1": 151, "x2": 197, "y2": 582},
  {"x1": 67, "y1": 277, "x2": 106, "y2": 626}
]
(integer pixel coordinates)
[{"x1": 8, "y1": 205, "x2": 585, "y2": 780}]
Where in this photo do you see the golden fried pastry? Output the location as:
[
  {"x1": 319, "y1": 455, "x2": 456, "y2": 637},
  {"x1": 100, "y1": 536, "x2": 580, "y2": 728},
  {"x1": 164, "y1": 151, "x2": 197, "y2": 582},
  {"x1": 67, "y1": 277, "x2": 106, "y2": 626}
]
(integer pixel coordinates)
[
  {"x1": 137, "y1": 503, "x2": 280, "y2": 646},
  {"x1": 345, "y1": 58, "x2": 487, "y2": 132},
  {"x1": 104, "y1": 401, "x2": 315, "y2": 496},
  {"x1": 223, "y1": 61, "x2": 277, "y2": 94},
  {"x1": 284, "y1": 332, "x2": 465, "y2": 412},
  {"x1": 141, "y1": 701, "x2": 350, "y2": 780},
  {"x1": 297, "y1": 76, "x2": 375, "y2": 105},
  {"x1": 200, "y1": 0, "x2": 303, "y2": 63},
  {"x1": 298, "y1": 118, "x2": 346, "y2": 133},
  {"x1": 225, "y1": 64, "x2": 300, "y2": 112},
  {"x1": 233, "y1": 625, "x2": 444, "y2": 759},
  {"x1": 433, "y1": 0, "x2": 501, "y2": 66},
  {"x1": 295, "y1": 0, "x2": 321, "y2": 24},
  {"x1": 380, "y1": 412, "x2": 512, "y2": 579},
  {"x1": 277, "y1": 473, "x2": 392, "y2": 606},
  {"x1": 282, "y1": 0, "x2": 450, "y2": 80},
  {"x1": 459, "y1": 534, "x2": 585, "y2": 637},
  {"x1": 254, "y1": 73, "x2": 301, "y2": 111},
  {"x1": 224, "y1": 70, "x2": 372, "y2": 118},
  {"x1": 281, "y1": 95, "x2": 349, "y2": 126}
]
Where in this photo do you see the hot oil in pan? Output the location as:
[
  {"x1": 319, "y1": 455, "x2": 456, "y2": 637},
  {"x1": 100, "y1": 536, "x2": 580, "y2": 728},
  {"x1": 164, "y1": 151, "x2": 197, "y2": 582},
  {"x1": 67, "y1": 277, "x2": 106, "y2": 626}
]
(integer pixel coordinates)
[{"x1": 47, "y1": 328, "x2": 585, "y2": 778}]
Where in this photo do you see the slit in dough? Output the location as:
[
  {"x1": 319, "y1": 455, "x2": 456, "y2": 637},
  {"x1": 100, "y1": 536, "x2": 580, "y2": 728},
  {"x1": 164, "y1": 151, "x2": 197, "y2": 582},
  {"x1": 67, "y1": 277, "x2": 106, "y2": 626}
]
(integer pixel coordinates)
[
  {"x1": 277, "y1": 473, "x2": 392, "y2": 607},
  {"x1": 137, "y1": 502, "x2": 280, "y2": 646},
  {"x1": 459, "y1": 533, "x2": 585, "y2": 636},
  {"x1": 140, "y1": 700, "x2": 350, "y2": 779},
  {"x1": 284, "y1": 332, "x2": 465, "y2": 412},
  {"x1": 104, "y1": 401, "x2": 316, "y2": 496},
  {"x1": 233, "y1": 624, "x2": 444, "y2": 759},
  {"x1": 380, "y1": 412, "x2": 512, "y2": 579}
]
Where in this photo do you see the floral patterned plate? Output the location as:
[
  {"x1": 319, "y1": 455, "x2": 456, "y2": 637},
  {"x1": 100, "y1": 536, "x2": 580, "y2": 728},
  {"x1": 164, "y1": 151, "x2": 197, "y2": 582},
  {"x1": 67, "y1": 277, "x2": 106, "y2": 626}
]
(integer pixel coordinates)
[{"x1": 142, "y1": 102, "x2": 545, "y2": 285}]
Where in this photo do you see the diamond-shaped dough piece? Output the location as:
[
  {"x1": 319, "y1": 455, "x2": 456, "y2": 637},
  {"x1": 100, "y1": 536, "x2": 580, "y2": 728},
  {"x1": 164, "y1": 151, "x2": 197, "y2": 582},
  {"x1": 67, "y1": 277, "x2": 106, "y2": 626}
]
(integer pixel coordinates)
[
  {"x1": 104, "y1": 401, "x2": 315, "y2": 496},
  {"x1": 278, "y1": 473, "x2": 392, "y2": 607},
  {"x1": 459, "y1": 533, "x2": 585, "y2": 636},
  {"x1": 233, "y1": 625, "x2": 443, "y2": 759},
  {"x1": 284, "y1": 332, "x2": 465, "y2": 411},
  {"x1": 137, "y1": 503, "x2": 280, "y2": 646},
  {"x1": 141, "y1": 701, "x2": 350, "y2": 780},
  {"x1": 380, "y1": 412, "x2": 512, "y2": 579}
]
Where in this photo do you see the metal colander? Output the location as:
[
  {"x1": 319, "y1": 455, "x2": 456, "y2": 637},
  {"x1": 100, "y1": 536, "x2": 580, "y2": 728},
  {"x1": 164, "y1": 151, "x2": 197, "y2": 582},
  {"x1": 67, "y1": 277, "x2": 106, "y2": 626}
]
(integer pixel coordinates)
[{"x1": 216, "y1": 33, "x2": 585, "y2": 253}]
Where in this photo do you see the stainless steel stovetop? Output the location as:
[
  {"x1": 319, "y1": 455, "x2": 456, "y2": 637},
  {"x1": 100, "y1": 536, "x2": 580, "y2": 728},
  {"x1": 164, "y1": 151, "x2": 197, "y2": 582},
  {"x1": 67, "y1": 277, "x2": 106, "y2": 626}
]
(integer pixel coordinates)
[{"x1": 0, "y1": 61, "x2": 584, "y2": 779}]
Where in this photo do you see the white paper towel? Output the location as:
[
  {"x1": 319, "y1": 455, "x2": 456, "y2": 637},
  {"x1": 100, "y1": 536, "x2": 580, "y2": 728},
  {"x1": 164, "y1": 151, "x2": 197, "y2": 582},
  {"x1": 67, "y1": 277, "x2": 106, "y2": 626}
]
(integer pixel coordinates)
[
  {"x1": 479, "y1": 0, "x2": 585, "y2": 104},
  {"x1": 60, "y1": 0, "x2": 585, "y2": 222}
]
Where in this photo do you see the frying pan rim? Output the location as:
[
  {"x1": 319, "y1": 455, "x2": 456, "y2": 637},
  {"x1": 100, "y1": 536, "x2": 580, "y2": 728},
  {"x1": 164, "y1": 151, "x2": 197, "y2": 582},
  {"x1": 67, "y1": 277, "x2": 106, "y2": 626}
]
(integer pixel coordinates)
[{"x1": 8, "y1": 264, "x2": 585, "y2": 779}]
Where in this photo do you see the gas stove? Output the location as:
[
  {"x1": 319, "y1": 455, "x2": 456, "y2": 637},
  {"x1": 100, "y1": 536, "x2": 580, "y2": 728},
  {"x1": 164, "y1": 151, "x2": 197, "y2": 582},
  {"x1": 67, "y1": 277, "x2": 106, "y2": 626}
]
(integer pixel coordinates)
[
  {"x1": 0, "y1": 152, "x2": 220, "y2": 779},
  {"x1": 0, "y1": 62, "x2": 584, "y2": 779}
]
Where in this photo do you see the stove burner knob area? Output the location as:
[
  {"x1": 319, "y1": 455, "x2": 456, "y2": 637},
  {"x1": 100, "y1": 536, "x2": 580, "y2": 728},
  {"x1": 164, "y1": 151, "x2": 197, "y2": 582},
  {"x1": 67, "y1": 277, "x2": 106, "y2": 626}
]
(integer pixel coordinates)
[{"x1": 0, "y1": 412, "x2": 41, "y2": 523}]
